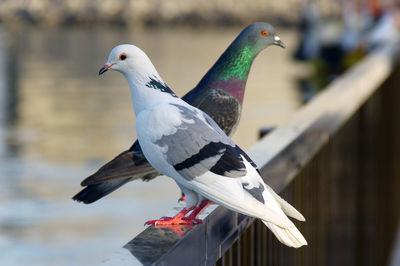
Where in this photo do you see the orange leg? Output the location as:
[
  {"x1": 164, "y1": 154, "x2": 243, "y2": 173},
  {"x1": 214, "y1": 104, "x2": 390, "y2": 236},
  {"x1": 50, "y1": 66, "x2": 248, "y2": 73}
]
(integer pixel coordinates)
[
  {"x1": 146, "y1": 199, "x2": 215, "y2": 226},
  {"x1": 183, "y1": 199, "x2": 213, "y2": 222},
  {"x1": 145, "y1": 206, "x2": 199, "y2": 225}
]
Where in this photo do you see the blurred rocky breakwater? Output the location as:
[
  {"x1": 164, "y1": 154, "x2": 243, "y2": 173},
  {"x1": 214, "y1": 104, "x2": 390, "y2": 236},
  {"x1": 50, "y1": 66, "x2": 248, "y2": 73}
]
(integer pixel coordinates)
[{"x1": 0, "y1": 0, "x2": 339, "y2": 26}]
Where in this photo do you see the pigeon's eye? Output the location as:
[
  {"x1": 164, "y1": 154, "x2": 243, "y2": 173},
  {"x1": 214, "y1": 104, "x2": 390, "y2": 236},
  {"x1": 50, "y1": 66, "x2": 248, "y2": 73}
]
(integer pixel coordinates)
[
  {"x1": 119, "y1": 54, "x2": 127, "y2": 61},
  {"x1": 261, "y1": 30, "x2": 268, "y2": 37}
]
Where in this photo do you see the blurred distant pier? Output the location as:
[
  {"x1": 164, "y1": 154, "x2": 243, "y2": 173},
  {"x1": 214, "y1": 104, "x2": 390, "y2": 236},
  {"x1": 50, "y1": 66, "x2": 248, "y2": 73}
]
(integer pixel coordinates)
[
  {"x1": 104, "y1": 38, "x2": 400, "y2": 265},
  {"x1": 0, "y1": 0, "x2": 340, "y2": 26}
]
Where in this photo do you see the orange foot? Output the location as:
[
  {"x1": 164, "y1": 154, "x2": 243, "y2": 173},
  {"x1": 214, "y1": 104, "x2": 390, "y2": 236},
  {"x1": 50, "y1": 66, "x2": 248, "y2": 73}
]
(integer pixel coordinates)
[
  {"x1": 145, "y1": 199, "x2": 215, "y2": 226},
  {"x1": 145, "y1": 206, "x2": 202, "y2": 225}
]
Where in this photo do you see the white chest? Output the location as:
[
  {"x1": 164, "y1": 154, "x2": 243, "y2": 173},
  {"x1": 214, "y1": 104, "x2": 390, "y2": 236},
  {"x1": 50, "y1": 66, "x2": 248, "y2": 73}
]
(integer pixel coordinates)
[{"x1": 135, "y1": 104, "x2": 183, "y2": 178}]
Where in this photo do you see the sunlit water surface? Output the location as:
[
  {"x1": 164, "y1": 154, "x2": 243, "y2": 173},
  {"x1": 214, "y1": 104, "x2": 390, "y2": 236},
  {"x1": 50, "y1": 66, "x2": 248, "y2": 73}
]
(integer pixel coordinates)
[{"x1": 0, "y1": 25, "x2": 308, "y2": 265}]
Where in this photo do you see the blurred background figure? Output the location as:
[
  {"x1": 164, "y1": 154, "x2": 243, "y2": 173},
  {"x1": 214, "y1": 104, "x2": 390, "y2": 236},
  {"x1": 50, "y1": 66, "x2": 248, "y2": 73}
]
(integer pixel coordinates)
[
  {"x1": 0, "y1": 0, "x2": 398, "y2": 265},
  {"x1": 293, "y1": 0, "x2": 321, "y2": 61},
  {"x1": 365, "y1": 2, "x2": 400, "y2": 50},
  {"x1": 294, "y1": 0, "x2": 400, "y2": 102}
]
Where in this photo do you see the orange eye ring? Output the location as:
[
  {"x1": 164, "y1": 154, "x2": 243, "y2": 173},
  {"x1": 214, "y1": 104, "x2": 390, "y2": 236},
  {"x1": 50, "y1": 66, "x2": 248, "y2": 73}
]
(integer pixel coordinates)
[{"x1": 261, "y1": 30, "x2": 268, "y2": 36}]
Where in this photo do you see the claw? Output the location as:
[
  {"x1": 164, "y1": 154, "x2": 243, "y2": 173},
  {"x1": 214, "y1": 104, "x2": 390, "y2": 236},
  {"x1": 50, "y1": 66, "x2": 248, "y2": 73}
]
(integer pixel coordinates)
[{"x1": 145, "y1": 218, "x2": 166, "y2": 226}]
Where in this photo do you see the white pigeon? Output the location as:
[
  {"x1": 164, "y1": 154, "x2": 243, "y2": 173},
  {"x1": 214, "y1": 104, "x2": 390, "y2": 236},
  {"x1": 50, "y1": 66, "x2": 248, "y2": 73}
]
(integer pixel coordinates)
[{"x1": 98, "y1": 44, "x2": 307, "y2": 248}]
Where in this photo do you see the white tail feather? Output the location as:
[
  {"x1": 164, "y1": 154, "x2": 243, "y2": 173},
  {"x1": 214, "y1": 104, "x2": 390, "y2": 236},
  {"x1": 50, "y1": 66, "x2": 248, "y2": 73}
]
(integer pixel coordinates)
[
  {"x1": 266, "y1": 186, "x2": 306, "y2": 221},
  {"x1": 263, "y1": 221, "x2": 308, "y2": 248}
]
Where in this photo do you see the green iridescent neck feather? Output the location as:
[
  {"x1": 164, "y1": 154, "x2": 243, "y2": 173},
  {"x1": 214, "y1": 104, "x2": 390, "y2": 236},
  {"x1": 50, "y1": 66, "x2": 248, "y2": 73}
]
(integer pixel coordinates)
[{"x1": 213, "y1": 44, "x2": 258, "y2": 82}]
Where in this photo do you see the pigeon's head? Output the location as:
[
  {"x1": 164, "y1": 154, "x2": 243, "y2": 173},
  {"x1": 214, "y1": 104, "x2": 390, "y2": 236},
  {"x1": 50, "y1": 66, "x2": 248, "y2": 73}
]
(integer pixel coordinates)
[
  {"x1": 239, "y1": 22, "x2": 285, "y2": 50},
  {"x1": 99, "y1": 44, "x2": 153, "y2": 76}
]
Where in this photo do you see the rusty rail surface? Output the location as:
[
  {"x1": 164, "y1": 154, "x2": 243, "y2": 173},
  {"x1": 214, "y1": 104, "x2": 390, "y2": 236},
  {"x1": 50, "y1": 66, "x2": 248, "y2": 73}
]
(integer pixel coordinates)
[{"x1": 104, "y1": 41, "x2": 400, "y2": 266}]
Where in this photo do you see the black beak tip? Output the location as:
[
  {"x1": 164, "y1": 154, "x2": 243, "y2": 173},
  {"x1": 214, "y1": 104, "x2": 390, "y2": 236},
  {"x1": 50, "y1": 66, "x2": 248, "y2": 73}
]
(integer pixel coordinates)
[{"x1": 98, "y1": 66, "x2": 108, "y2": 76}]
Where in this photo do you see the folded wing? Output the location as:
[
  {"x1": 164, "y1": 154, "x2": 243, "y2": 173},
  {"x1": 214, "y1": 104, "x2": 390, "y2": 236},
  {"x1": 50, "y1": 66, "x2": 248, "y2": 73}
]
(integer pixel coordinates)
[{"x1": 152, "y1": 104, "x2": 302, "y2": 230}]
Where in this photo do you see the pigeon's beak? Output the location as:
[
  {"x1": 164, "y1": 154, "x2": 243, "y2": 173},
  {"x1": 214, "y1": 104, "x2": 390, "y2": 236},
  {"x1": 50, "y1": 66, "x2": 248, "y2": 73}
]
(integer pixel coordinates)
[
  {"x1": 273, "y1": 35, "x2": 286, "y2": 49},
  {"x1": 98, "y1": 63, "x2": 115, "y2": 76}
]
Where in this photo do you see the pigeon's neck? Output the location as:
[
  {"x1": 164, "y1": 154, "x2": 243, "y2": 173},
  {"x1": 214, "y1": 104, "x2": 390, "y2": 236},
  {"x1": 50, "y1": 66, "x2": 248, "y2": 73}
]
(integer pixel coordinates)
[
  {"x1": 124, "y1": 71, "x2": 178, "y2": 116},
  {"x1": 197, "y1": 42, "x2": 260, "y2": 104}
]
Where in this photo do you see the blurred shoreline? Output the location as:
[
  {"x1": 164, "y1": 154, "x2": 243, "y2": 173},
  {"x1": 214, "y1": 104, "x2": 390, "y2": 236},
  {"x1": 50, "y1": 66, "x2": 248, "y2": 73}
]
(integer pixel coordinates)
[{"x1": 0, "y1": 0, "x2": 340, "y2": 27}]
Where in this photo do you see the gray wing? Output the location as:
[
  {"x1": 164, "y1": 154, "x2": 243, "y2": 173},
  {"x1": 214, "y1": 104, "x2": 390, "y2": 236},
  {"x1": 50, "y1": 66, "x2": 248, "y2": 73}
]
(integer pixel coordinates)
[
  {"x1": 183, "y1": 88, "x2": 241, "y2": 136},
  {"x1": 73, "y1": 178, "x2": 134, "y2": 204},
  {"x1": 154, "y1": 104, "x2": 257, "y2": 181},
  {"x1": 72, "y1": 143, "x2": 159, "y2": 204},
  {"x1": 80, "y1": 144, "x2": 158, "y2": 186}
]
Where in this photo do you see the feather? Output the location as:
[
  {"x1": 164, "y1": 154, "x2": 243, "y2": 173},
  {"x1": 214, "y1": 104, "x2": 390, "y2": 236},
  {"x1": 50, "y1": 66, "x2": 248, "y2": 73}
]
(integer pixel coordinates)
[
  {"x1": 185, "y1": 159, "x2": 295, "y2": 228},
  {"x1": 80, "y1": 150, "x2": 158, "y2": 186},
  {"x1": 72, "y1": 179, "x2": 132, "y2": 204},
  {"x1": 266, "y1": 186, "x2": 306, "y2": 222},
  {"x1": 263, "y1": 221, "x2": 308, "y2": 248}
]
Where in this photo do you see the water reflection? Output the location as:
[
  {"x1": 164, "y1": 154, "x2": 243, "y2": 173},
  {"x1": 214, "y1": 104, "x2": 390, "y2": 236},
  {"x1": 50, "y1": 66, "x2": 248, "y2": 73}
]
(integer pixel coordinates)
[{"x1": 0, "y1": 24, "x2": 306, "y2": 265}]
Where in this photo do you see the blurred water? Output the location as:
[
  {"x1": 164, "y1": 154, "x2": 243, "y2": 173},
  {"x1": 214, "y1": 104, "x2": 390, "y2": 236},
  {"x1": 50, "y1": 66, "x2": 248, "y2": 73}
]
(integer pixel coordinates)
[{"x1": 0, "y1": 25, "x2": 308, "y2": 265}]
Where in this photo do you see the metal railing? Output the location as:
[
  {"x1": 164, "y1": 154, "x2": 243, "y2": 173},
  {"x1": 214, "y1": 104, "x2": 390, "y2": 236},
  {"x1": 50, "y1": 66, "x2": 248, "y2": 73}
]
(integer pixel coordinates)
[{"x1": 104, "y1": 41, "x2": 400, "y2": 266}]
